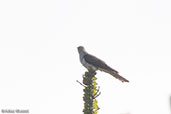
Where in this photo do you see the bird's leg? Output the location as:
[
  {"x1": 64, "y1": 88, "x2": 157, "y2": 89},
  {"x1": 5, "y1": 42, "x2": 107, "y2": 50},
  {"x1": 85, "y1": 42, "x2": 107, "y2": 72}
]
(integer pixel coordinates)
[{"x1": 88, "y1": 70, "x2": 97, "y2": 76}]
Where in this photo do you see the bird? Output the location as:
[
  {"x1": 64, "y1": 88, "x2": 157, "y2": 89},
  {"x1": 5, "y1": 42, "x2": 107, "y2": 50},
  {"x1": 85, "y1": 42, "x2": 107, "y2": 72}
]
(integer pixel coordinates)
[{"x1": 77, "y1": 46, "x2": 129, "y2": 82}]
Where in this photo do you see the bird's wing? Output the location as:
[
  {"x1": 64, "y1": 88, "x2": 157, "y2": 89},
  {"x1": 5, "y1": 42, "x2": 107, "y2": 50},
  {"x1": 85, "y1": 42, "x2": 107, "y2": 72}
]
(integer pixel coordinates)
[
  {"x1": 84, "y1": 54, "x2": 118, "y2": 73},
  {"x1": 84, "y1": 54, "x2": 129, "y2": 82}
]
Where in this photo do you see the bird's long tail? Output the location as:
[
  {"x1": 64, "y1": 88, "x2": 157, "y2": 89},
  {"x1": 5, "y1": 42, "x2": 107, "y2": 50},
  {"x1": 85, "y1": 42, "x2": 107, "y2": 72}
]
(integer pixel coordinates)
[{"x1": 99, "y1": 68, "x2": 129, "y2": 82}]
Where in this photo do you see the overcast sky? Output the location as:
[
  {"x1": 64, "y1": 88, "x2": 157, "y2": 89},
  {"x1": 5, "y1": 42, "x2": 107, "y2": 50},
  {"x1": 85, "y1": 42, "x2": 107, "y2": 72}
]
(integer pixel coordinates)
[{"x1": 0, "y1": 0, "x2": 171, "y2": 114}]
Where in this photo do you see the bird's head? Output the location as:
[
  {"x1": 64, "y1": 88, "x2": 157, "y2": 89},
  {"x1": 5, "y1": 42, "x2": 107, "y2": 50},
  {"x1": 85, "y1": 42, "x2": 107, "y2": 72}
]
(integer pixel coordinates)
[{"x1": 77, "y1": 46, "x2": 85, "y2": 53}]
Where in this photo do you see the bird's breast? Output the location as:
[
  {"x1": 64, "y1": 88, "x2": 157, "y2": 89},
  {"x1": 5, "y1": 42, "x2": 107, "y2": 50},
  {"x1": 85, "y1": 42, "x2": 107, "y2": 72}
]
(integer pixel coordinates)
[{"x1": 82, "y1": 58, "x2": 97, "y2": 71}]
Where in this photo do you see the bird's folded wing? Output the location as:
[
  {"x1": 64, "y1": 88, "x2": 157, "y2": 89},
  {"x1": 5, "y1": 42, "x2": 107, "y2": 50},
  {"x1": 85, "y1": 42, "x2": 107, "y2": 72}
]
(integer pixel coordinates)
[
  {"x1": 84, "y1": 54, "x2": 129, "y2": 82},
  {"x1": 84, "y1": 54, "x2": 118, "y2": 73}
]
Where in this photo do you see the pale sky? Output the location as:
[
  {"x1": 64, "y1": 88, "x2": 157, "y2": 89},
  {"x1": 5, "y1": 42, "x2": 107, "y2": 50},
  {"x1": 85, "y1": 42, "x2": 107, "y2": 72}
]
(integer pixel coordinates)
[{"x1": 0, "y1": 0, "x2": 171, "y2": 114}]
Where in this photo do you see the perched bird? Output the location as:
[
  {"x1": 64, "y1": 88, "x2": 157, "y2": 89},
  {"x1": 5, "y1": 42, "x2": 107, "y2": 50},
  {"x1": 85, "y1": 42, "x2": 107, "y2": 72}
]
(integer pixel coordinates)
[{"x1": 77, "y1": 46, "x2": 129, "y2": 82}]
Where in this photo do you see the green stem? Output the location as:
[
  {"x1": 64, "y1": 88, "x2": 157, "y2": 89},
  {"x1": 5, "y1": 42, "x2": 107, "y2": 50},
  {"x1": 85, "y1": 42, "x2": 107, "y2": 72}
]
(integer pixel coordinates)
[{"x1": 83, "y1": 71, "x2": 100, "y2": 114}]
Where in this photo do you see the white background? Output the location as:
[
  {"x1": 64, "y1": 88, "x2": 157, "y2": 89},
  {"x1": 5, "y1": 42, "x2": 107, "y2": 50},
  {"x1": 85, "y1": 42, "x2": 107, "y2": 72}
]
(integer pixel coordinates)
[{"x1": 0, "y1": 0, "x2": 171, "y2": 114}]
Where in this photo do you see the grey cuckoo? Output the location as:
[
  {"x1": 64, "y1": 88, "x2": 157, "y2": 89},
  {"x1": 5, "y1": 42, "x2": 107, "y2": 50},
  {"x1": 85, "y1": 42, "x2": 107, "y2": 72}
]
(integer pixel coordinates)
[{"x1": 77, "y1": 46, "x2": 129, "y2": 82}]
